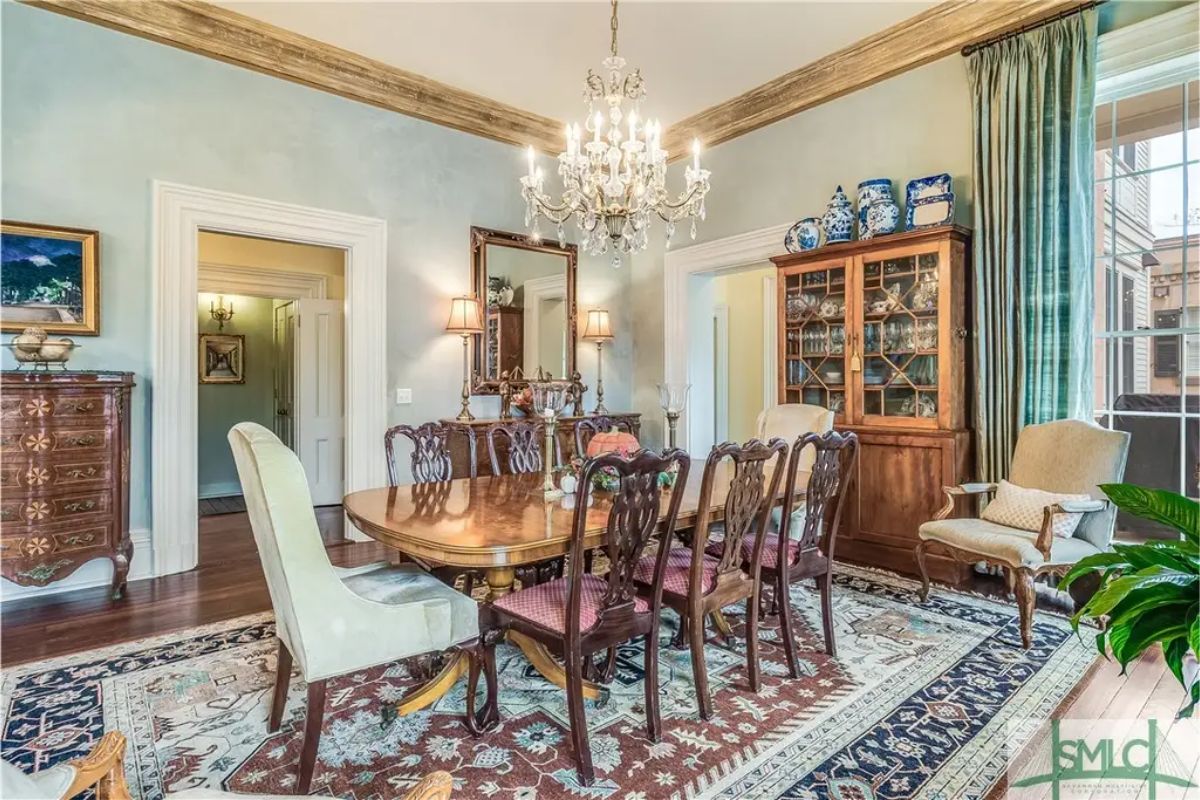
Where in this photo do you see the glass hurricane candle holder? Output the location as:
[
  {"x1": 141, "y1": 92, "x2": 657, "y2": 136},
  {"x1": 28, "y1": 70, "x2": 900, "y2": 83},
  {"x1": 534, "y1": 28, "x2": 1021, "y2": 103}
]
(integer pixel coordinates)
[
  {"x1": 657, "y1": 382, "x2": 690, "y2": 449},
  {"x1": 532, "y1": 381, "x2": 571, "y2": 499}
]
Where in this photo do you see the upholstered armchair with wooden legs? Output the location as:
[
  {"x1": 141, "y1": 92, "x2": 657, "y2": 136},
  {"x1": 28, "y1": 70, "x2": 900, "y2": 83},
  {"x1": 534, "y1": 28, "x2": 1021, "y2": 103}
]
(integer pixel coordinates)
[
  {"x1": 762, "y1": 431, "x2": 858, "y2": 669},
  {"x1": 467, "y1": 449, "x2": 692, "y2": 787},
  {"x1": 228, "y1": 423, "x2": 480, "y2": 795},
  {"x1": 916, "y1": 419, "x2": 1130, "y2": 649},
  {"x1": 0, "y1": 733, "x2": 456, "y2": 799},
  {"x1": 638, "y1": 438, "x2": 787, "y2": 720}
]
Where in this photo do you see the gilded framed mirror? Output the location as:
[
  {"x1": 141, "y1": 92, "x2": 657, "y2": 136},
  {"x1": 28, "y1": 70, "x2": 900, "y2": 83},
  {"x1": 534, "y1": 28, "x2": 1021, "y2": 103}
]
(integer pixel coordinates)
[{"x1": 470, "y1": 226, "x2": 578, "y2": 395}]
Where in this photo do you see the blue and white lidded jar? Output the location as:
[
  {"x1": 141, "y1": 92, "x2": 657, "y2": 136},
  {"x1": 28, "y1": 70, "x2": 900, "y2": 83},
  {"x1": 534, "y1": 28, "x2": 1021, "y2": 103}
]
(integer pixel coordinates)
[{"x1": 822, "y1": 186, "x2": 854, "y2": 244}]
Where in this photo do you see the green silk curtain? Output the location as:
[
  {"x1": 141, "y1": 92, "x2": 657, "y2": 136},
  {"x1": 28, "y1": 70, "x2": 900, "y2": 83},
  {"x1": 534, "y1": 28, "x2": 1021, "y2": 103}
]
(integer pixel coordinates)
[{"x1": 967, "y1": 10, "x2": 1098, "y2": 481}]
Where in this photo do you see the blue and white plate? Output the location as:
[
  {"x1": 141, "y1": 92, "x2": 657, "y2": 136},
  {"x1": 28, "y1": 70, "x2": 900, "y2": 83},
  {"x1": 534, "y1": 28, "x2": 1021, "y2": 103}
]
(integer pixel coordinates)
[
  {"x1": 906, "y1": 173, "x2": 953, "y2": 205},
  {"x1": 784, "y1": 217, "x2": 822, "y2": 253},
  {"x1": 906, "y1": 192, "x2": 954, "y2": 230}
]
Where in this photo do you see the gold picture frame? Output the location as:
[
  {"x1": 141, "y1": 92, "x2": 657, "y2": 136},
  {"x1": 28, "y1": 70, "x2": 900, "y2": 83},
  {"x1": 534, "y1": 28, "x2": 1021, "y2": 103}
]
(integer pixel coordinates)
[
  {"x1": 199, "y1": 333, "x2": 245, "y2": 384},
  {"x1": 1, "y1": 220, "x2": 100, "y2": 335}
]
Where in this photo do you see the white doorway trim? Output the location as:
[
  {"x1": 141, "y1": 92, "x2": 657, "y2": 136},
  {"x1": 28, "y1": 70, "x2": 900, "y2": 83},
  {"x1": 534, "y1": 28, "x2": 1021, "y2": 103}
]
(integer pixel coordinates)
[
  {"x1": 762, "y1": 273, "x2": 778, "y2": 414},
  {"x1": 663, "y1": 222, "x2": 790, "y2": 452},
  {"x1": 712, "y1": 304, "x2": 729, "y2": 443},
  {"x1": 153, "y1": 181, "x2": 387, "y2": 576},
  {"x1": 521, "y1": 273, "x2": 569, "y2": 377},
  {"x1": 197, "y1": 262, "x2": 329, "y2": 299}
]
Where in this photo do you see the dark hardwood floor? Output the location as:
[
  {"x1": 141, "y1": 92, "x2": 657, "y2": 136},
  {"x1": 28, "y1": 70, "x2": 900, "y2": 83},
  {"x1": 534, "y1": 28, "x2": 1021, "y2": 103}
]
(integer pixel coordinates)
[
  {"x1": 1, "y1": 507, "x2": 391, "y2": 665},
  {"x1": 1, "y1": 508, "x2": 1181, "y2": 784}
]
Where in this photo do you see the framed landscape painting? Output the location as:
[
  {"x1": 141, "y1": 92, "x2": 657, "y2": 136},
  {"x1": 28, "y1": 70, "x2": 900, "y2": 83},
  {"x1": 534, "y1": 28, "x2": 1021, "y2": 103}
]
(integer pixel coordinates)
[
  {"x1": 1, "y1": 221, "x2": 100, "y2": 335},
  {"x1": 199, "y1": 333, "x2": 245, "y2": 384}
]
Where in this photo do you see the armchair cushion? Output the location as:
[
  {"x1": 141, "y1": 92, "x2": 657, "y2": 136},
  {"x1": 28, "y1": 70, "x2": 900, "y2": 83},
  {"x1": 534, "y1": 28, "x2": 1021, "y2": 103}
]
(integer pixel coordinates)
[
  {"x1": 342, "y1": 564, "x2": 479, "y2": 644},
  {"x1": 1, "y1": 761, "x2": 75, "y2": 800},
  {"x1": 980, "y1": 480, "x2": 1090, "y2": 538},
  {"x1": 919, "y1": 517, "x2": 1101, "y2": 567}
]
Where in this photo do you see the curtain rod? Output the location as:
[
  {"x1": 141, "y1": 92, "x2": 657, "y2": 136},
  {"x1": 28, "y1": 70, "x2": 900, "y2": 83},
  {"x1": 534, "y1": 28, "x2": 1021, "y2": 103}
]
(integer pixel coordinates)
[{"x1": 960, "y1": 1, "x2": 1106, "y2": 57}]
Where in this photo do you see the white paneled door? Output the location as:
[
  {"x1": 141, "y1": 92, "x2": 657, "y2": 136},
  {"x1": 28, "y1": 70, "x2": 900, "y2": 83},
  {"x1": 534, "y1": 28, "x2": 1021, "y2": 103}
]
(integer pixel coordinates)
[{"x1": 295, "y1": 298, "x2": 345, "y2": 506}]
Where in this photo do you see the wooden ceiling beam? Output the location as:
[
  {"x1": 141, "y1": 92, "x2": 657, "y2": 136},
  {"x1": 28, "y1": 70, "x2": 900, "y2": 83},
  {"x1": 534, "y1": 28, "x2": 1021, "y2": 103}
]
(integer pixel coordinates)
[
  {"x1": 660, "y1": 0, "x2": 1090, "y2": 158},
  {"x1": 24, "y1": 0, "x2": 566, "y2": 154}
]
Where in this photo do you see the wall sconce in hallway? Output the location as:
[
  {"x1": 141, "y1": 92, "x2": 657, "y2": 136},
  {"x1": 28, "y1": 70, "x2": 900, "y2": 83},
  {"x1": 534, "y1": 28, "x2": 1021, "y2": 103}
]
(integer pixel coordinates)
[{"x1": 209, "y1": 295, "x2": 235, "y2": 330}]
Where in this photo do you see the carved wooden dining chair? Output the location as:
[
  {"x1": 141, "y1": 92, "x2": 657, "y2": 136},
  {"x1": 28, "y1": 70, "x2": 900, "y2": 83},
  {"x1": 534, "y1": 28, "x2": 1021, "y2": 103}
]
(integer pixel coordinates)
[
  {"x1": 229, "y1": 423, "x2": 479, "y2": 794},
  {"x1": 638, "y1": 438, "x2": 787, "y2": 720},
  {"x1": 762, "y1": 431, "x2": 858, "y2": 671},
  {"x1": 485, "y1": 420, "x2": 552, "y2": 475},
  {"x1": 385, "y1": 422, "x2": 481, "y2": 594},
  {"x1": 466, "y1": 448, "x2": 692, "y2": 787},
  {"x1": 573, "y1": 415, "x2": 636, "y2": 456}
]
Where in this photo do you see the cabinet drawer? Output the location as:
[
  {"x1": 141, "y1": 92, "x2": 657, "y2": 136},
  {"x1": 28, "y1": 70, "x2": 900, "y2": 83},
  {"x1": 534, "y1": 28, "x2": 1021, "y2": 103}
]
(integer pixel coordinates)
[
  {"x1": 1, "y1": 392, "x2": 111, "y2": 423},
  {"x1": 1, "y1": 428, "x2": 110, "y2": 456},
  {"x1": 0, "y1": 459, "x2": 113, "y2": 492},
  {"x1": 1, "y1": 521, "x2": 113, "y2": 585},
  {"x1": 0, "y1": 489, "x2": 111, "y2": 526}
]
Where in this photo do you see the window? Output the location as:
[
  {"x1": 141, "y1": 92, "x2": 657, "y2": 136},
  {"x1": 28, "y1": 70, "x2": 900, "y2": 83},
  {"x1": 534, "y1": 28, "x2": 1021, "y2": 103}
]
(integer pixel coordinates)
[{"x1": 1093, "y1": 73, "x2": 1199, "y2": 541}]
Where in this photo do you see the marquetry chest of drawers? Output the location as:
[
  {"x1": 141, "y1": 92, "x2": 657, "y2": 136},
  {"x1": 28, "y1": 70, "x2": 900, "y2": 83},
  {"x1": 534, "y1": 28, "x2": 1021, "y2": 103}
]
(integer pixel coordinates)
[{"x1": 1, "y1": 371, "x2": 135, "y2": 598}]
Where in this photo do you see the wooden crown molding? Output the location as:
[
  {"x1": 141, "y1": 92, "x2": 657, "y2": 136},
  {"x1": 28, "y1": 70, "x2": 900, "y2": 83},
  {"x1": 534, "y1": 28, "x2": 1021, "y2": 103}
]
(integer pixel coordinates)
[
  {"x1": 25, "y1": 0, "x2": 565, "y2": 154},
  {"x1": 659, "y1": 0, "x2": 1089, "y2": 158},
  {"x1": 28, "y1": 0, "x2": 1087, "y2": 160}
]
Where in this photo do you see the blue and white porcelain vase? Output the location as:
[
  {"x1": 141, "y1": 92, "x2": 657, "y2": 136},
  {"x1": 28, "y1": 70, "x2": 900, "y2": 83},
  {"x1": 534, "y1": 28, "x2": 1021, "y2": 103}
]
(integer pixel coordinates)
[
  {"x1": 822, "y1": 186, "x2": 854, "y2": 244},
  {"x1": 856, "y1": 178, "x2": 899, "y2": 240}
]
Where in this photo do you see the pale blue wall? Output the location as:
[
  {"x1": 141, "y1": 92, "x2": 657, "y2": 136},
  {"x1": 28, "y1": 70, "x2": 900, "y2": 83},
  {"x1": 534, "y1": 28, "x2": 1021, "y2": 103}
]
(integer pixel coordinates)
[{"x1": 0, "y1": 3, "x2": 633, "y2": 548}]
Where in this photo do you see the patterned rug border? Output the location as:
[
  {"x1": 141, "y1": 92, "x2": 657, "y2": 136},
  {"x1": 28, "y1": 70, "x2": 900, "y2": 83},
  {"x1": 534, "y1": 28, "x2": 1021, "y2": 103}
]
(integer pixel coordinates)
[{"x1": 1, "y1": 564, "x2": 1102, "y2": 800}]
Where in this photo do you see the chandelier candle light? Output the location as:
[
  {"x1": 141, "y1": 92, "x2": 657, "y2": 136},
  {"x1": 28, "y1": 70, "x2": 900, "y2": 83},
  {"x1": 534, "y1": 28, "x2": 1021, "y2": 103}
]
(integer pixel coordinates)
[
  {"x1": 582, "y1": 309, "x2": 614, "y2": 414},
  {"x1": 520, "y1": 0, "x2": 711, "y2": 268},
  {"x1": 445, "y1": 296, "x2": 485, "y2": 422}
]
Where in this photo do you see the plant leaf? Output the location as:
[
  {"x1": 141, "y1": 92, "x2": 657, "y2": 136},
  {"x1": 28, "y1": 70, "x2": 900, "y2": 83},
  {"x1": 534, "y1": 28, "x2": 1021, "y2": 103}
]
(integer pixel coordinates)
[
  {"x1": 1061, "y1": 552, "x2": 1130, "y2": 590},
  {"x1": 1100, "y1": 484, "x2": 1199, "y2": 540},
  {"x1": 1112, "y1": 607, "x2": 1187, "y2": 669}
]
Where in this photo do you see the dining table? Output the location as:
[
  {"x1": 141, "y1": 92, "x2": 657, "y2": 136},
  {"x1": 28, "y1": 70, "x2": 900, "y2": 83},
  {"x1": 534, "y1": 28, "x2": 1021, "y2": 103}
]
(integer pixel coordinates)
[{"x1": 342, "y1": 460, "x2": 807, "y2": 717}]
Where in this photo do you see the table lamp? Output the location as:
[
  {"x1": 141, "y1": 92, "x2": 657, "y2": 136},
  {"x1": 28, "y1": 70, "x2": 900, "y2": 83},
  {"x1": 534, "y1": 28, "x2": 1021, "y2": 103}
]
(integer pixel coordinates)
[
  {"x1": 582, "y1": 309, "x2": 614, "y2": 415},
  {"x1": 445, "y1": 296, "x2": 484, "y2": 421},
  {"x1": 657, "y1": 382, "x2": 690, "y2": 450}
]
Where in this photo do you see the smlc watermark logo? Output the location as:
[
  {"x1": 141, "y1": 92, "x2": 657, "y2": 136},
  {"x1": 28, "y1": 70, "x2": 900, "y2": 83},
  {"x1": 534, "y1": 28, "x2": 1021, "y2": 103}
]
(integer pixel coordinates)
[{"x1": 1006, "y1": 718, "x2": 1199, "y2": 799}]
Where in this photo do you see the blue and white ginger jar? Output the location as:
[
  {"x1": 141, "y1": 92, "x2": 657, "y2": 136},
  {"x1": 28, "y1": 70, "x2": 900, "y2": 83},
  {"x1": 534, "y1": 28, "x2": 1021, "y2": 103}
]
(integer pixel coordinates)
[{"x1": 822, "y1": 186, "x2": 854, "y2": 244}]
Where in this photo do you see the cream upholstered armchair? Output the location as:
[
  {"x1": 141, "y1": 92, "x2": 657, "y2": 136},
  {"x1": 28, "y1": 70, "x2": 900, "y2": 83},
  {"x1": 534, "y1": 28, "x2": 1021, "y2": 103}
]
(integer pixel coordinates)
[
  {"x1": 0, "y1": 732, "x2": 455, "y2": 798},
  {"x1": 228, "y1": 423, "x2": 478, "y2": 794},
  {"x1": 916, "y1": 419, "x2": 1129, "y2": 649}
]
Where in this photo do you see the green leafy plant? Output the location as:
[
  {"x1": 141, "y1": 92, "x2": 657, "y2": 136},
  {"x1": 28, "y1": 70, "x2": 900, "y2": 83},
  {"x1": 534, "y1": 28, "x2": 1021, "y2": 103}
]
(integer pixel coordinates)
[{"x1": 1062, "y1": 484, "x2": 1199, "y2": 717}]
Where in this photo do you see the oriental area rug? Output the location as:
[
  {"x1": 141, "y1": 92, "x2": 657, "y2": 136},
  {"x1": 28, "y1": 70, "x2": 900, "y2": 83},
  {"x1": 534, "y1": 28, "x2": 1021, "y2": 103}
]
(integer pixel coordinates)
[{"x1": 2, "y1": 566, "x2": 1096, "y2": 800}]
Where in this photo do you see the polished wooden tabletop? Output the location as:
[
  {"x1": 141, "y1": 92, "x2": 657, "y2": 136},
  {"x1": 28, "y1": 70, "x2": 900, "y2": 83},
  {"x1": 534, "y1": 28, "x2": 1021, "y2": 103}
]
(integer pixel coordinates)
[{"x1": 343, "y1": 463, "x2": 806, "y2": 570}]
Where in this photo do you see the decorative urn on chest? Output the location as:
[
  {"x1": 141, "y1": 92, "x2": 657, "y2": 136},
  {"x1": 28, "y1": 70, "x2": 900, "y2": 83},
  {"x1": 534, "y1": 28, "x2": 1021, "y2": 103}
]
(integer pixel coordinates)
[
  {"x1": 821, "y1": 185, "x2": 854, "y2": 244},
  {"x1": 856, "y1": 178, "x2": 900, "y2": 240}
]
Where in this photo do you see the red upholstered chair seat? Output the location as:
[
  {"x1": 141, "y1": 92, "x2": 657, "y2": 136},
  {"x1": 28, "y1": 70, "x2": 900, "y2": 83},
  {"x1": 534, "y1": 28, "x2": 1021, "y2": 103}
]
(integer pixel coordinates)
[
  {"x1": 492, "y1": 574, "x2": 648, "y2": 633},
  {"x1": 705, "y1": 534, "x2": 800, "y2": 567},
  {"x1": 632, "y1": 547, "x2": 719, "y2": 597}
]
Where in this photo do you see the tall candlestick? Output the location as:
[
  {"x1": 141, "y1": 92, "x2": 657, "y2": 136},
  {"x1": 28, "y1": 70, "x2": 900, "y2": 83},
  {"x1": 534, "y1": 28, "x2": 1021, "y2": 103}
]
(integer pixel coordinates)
[
  {"x1": 526, "y1": 146, "x2": 536, "y2": 177},
  {"x1": 692, "y1": 138, "x2": 701, "y2": 172},
  {"x1": 593, "y1": 112, "x2": 603, "y2": 144}
]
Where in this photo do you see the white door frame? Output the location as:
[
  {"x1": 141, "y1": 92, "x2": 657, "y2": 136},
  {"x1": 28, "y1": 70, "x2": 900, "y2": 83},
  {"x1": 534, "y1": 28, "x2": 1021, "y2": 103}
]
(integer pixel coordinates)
[
  {"x1": 712, "y1": 304, "x2": 730, "y2": 443},
  {"x1": 663, "y1": 222, "x2": 791, "y2": 453},
  {"x1": 521, "y1": 273, "x2": 569, "y2": 377},
  {"x1": 153, "y1": 181, "x2": 387, "y2": 576}
]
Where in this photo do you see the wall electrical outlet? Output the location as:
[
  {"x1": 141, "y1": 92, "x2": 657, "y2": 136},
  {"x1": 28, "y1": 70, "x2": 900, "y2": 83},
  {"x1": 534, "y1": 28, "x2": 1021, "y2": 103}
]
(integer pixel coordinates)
[{"x1": 395, "y1": 388, "x2": 413, "y2": 405}]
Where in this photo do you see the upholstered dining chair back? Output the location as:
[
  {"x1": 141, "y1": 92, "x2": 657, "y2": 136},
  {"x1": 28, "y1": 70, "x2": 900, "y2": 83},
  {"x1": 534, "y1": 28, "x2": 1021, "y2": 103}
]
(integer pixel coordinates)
[
  {"x1": 1007, "y1": 419, "x2": 1130, "y2": 550},
  {"x1": 229, "y1": 422, "x2": 471, "y2": 681},
  {"x1": 756, "y1": 404, "x2": 834, "y2": 474}
]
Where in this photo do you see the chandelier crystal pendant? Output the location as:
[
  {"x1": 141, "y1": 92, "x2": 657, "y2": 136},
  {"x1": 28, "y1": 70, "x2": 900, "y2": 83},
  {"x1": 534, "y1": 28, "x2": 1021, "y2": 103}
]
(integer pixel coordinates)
[{"x1": 520, "y1": 0, "x2": 711, "y2": 268}]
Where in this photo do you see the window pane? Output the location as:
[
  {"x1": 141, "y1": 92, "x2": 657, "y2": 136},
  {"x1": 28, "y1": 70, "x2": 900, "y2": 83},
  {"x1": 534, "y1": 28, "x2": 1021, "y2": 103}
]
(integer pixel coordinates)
[
  {"x1": 1096, "y1": 331, "x2": 1194, "y2": 401},
  {"x1": 1110, "y1": 411, "x2": 1191, "y2": 541}
]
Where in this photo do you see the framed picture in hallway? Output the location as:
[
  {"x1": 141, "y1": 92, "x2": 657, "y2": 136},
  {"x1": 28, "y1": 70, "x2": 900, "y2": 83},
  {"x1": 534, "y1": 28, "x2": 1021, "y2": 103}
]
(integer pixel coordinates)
[
  {"x1": 199, "y1": 333, "x2": 245, "y2": 384},
  {"x1": 1, "y1": 220, "x2": 100, "y2": 335}
]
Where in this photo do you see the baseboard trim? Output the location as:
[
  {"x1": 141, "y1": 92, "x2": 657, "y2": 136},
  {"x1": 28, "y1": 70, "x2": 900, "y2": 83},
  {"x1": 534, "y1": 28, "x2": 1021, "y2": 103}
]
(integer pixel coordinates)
[
  {"x1": 1, "y1": 529, "x2": 154, "y2": 602},
  {"x1": 198, "y1": 482, "x2": 244, "y2": 500}
]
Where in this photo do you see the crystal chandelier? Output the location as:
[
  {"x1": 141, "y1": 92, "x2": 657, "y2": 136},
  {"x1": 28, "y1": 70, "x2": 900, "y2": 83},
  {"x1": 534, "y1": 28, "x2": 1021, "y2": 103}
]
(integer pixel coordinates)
[{"x1": 520, "y1": 0, "x2": 711, "y2": 268}]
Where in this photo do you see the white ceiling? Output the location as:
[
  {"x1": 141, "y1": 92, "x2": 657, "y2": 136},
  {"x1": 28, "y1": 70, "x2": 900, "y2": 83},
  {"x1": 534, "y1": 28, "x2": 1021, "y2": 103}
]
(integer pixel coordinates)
[{"x1": 219, "y1": 1, "x2": 937, "y2": 126}]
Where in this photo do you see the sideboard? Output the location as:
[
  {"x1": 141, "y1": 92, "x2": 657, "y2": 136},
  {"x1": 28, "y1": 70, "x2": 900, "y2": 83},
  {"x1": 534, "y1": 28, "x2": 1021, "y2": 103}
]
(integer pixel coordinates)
[
  {"x1": 441, "y1": 413, "x2": 642, "y2": 478},
  {"x1": 771, "y1": 226, "x2": 972, "y2": 584},
  {"x1": 1, "y1": 371, "x2": 136, "y2": 598}
]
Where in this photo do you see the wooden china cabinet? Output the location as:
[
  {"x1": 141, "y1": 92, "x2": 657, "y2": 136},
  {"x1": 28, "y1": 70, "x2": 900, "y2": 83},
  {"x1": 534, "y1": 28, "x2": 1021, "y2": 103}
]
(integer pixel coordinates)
[{"x1": 771, "y1": 225, "x2": 971, "y2": 584}]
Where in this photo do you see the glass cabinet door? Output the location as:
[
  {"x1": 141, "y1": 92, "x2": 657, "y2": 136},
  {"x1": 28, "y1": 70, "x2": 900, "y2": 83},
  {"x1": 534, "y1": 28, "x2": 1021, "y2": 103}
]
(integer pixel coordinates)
[
  {"x1": 782, "y1": 263, "x2": 848, "y2": 421},
  {"x1": 857, "y1": 249, "x2": 942, "y2": 425}
]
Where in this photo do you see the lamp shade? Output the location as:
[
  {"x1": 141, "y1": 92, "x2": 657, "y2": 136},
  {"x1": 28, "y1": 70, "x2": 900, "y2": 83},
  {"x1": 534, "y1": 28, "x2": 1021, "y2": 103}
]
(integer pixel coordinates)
[
  {"x1": 582, "y1": 309, "x2": 614, "y2": 341},
  {"x1": 445, "y1": 295, "x2": 484, "y2": 334}
]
